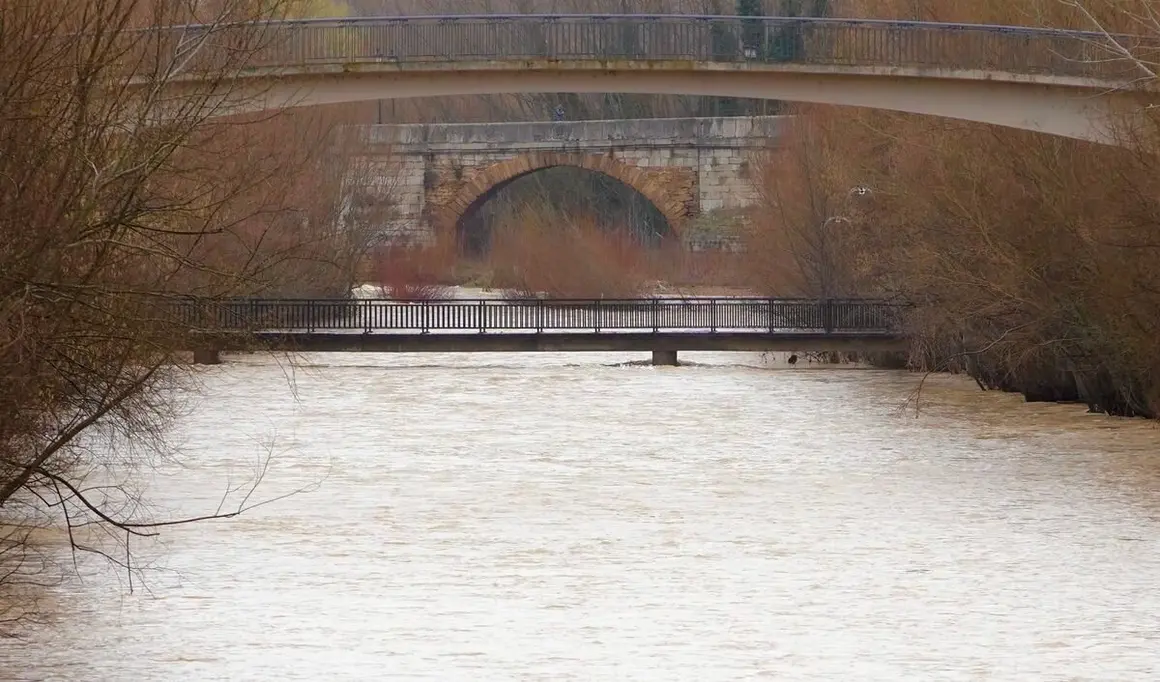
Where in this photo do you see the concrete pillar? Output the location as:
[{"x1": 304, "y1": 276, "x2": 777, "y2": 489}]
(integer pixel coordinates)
[
  {"x1": 652, "y1": 350, "x2": 679, "y2": 366},
  {"x1": 192, "y1": 348, "x2": 221, "y2": 365}
]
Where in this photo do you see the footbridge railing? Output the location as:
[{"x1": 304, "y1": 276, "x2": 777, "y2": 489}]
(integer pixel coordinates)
[
  {"x1": 182, "y1": 15, "x2": 1151, "y2": 82},
  {"x1": 174, "y1": 297, "x2": 905, "y2": 335}
]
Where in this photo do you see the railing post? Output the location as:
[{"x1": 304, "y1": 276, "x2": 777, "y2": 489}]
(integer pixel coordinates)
[
  {"x1": 479, "y1": 299, "x2": 486, "y2": 334},
  {"x1": 307, "y1": 300, "x2": 315, "y2": 333},
  {"x1": 652, "y1": 298, "x2": 659, "y2": 333},
  {"x1": 767, "y1": 298, "x2": 775, "y2": 333},
  {"x1": 536, "y1": 298, "x2": 544, "y2": 334},
  {"x1": 594, "y1": 299, "x2": 601, "y2": 334},
  {"x1": 823, "y1": 298, "x2": 834, "y2": 334},
  {"x1": 709, "y1": 298, "x2": 717, "y2": 333}
]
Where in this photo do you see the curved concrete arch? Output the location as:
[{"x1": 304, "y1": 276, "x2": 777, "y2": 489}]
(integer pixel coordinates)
[
  {"x1": 431, "y1": 151, "x2": 693, "y2": 236},
  {"x1": 206, "y1": 61, "x2": 1149, "y2": 144},
  {"x1": 151, "y1": 16, "x2": 1159, "y2": 143}
]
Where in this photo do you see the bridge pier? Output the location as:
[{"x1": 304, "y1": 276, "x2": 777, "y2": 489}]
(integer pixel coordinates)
[
  {"x1": 192, "y1": 348, "x2": 221, "y2": 365},
  {"x1": 652, "y1": 350, "x2": 679, "y2": 366}
]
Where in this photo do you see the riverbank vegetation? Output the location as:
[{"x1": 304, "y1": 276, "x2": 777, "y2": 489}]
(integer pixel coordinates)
[
  {"x1": 366, "y1": 201, "x2": 751, "y2": 299},
  {"x1": 746, "y1": 0, "x2": 1160, "y2": 417},
  {"x1": 351, "y1": 0, "x2": 1160, "y2": 419},
  {"x1": 5, "y1": 0, "x2": 1160, "y2": 635},
  {"x1": 0, "y1": 0, "x2": 384, "y2": 629}
]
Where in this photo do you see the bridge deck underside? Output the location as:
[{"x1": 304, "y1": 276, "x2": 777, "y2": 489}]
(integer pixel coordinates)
[{"x1": 231, "y1": 331, "x2": 906, "y2": 354}]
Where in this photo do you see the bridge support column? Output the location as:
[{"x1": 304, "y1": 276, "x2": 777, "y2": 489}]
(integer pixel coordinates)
[
  {"x1": 652, "y1": 350, "x2": 679, "y2": 366},
  {"x1": 193, "y1": 348, "x2": 221, "y2": 365}
]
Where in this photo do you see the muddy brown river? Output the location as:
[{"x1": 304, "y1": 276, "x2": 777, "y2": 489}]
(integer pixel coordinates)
[{"x1": 3, "y1": 351, "x2": 1160, "y2": 680}]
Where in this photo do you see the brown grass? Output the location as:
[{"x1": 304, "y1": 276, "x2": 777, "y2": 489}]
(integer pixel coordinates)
[
  {"x1": 369, "y1": 240, "x2": 457, "y2": 300},
  {"x1": 644, "y1": 245, "x2": 755, "y2": 293},
  {"x1": 362, "y1": 204, "x2": 760, "y2": 300},
  {"x1": 485, "y1": 205, "x2": 655, "y2": 298}
]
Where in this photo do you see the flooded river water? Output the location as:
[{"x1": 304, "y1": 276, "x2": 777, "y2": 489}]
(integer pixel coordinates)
[{"x1": 4, "y1": 351, "x2": 1160, "y2": 680}]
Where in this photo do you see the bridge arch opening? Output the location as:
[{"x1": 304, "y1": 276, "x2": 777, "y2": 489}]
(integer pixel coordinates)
[
  {"x1": 456, "y1": 167, "x2": 675, "y2": 257},
  {"x1": 437, "y1": 153, "x2": 688, "y2": 256}
]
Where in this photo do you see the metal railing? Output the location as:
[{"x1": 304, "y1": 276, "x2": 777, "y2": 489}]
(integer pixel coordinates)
[
  {"x1": 175, "y1": 297, "x2": 905, "y2": 335},
  {"x1": 176, "y1": 15, "x2": 1151, "y2": 83}
]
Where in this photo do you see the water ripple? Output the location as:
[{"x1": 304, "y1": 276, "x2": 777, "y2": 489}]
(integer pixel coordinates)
[{"x1": 4, "y1": 352, "x2": 1160, "y2": 681}]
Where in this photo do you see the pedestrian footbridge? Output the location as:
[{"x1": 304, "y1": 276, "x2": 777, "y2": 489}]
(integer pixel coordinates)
[
  {"x1": 159, "y1": 15, "x2": 1158, "y2": 143},
  {"x1": 178, "y1": 297, "x2": 908, "y2": 365}
]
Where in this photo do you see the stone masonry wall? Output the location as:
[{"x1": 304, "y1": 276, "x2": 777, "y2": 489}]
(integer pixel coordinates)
[
  {"x1": 697, "y1": 147, "x2": 759, "y2": 213},
  {"x1": 347, "y1": 116, "x2": 784, "y2": 243},
  {"x1": 422, "y1": 149, "x2": 698, "y2": 233}
]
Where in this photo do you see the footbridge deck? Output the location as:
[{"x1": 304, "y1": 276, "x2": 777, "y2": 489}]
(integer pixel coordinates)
[
  {"x1": 180, "y1": 297, "x2": 908, "y2": 364},
  {"x1": 149, "y1": 14, "x2": 1159, "y2": 142}
]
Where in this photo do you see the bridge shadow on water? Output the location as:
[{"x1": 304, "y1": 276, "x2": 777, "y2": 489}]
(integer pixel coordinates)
[
  {"x1": 234, "y1": 352, "x2": 861, "y2": 372},
  {"x1": 220, "y1": 353, "x2": 769, "y2": 372}
]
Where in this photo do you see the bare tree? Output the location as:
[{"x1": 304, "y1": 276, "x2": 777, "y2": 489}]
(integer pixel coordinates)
[
  {"x1": 0, "y1": 0, "x2": 376, "y2": 621},
  {"x1": 750, "y1": 1, "x2": 1160, "y2": 415},
  {"x1": 747, "y1": 112, "x2": 873, "y2": 297}
]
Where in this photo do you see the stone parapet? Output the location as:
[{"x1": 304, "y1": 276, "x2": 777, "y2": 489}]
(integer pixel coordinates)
[{"x1": 355, "y1": 116, "x2": 788, "y2": 153}]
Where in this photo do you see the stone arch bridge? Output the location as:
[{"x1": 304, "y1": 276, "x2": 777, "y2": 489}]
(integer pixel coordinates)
[{"x1": 348, "y1": 116, "x2": 786, "y2": 245}]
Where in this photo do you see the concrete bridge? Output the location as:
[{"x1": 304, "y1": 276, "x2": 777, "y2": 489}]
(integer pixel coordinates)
[
  {"x1": 180, "y1": 297, "x2": 906, "y2": 365},
  {"x1": 163, "y1": 15, "x2": 1156, "y2": 143},
  {"x1": 348, "y1": 116, "x2": 785, "y2": 243}
]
